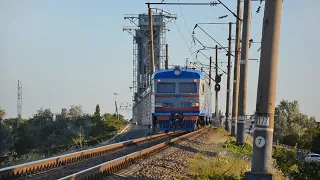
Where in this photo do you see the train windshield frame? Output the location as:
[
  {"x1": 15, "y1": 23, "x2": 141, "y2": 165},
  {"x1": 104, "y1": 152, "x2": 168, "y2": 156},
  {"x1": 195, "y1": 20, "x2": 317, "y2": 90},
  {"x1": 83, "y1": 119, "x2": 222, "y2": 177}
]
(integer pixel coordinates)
[
  {"x1": 178, "y1": 82, "x2": 197, "y2": 93},
  {"x1": 157, "y1": 82, "x2": 175, "y2": 93}
]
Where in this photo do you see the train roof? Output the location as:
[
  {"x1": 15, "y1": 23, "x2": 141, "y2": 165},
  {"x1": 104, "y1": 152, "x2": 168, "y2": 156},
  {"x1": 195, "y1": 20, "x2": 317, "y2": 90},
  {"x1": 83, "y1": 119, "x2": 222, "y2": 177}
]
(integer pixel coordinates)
[{"x1": 152, "y1": 66, "x2": 205, "y2": 79}]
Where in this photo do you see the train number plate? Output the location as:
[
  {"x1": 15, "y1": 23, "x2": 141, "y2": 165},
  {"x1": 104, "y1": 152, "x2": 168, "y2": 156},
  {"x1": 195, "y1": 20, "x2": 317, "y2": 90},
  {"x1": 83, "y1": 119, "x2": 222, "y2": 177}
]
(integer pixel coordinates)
[
  {"x1": 180, "y1": 102, "x2": 192, "y2": 107},
  {"x1": 163, "y1": 103, "x2": 174, "y2": 107}
]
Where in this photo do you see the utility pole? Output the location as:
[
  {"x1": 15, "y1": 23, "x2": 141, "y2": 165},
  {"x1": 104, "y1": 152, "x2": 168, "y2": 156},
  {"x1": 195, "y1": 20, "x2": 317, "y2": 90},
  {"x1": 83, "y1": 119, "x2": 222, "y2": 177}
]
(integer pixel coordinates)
[
  {"x1": 114, "y1": 93, "x2": 119, "y2": 121},
  {"x1": 148, "y1": 5, "x2": 156, "y2": 134},
  {"x1": 215, "y1": 45, "x2": 219, "y2": 126},
  {"x1": 209, "y1": 56, "x2": 212, "y2": 87},
  {"x1": 165, "y1": 44, "x2": 169, "y2": 69},
  {"x1": 245, "y1": 0, "x2": 283, "y2": 179},
  {"x1": 237, "y1": 0, "x2": 251, "y2": 145},
  {"x1": 185, "y1": 58, "x2": 189, "y2": 68},
  {"x1": 148, "y1": 4, "x2": 155, "y2": 74},
  {"x1": 231, "y1": 0, "x2": 242, "y2": 137},
  {"x1": 225, "y1": 22, "x2": 232, "y2": 132},
  {"x1": 209, "y1": 56, "x2": 212, "y2": 125}
]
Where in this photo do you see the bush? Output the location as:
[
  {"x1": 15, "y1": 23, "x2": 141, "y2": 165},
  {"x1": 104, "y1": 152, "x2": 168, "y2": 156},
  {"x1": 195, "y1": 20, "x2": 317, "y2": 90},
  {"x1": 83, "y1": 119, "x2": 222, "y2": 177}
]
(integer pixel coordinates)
[
  {"x1": 221, "y1": 141, "x2": 252, "y2": 156},
  {"x1": 0, "y1": 123, "x2": 16, "y2": 155},
  {"x1": 272, "y1": 146, "x2": 299, "y2": 175},
  {"x1": 273, "y1": 145, "x2": 320, "y2": 179},
  {"x1": 292, "y1": 162, "x2": 320, "y2": 179},
  {"x1": 0, "y1": 105, "x2": 128, "y2": 167}
]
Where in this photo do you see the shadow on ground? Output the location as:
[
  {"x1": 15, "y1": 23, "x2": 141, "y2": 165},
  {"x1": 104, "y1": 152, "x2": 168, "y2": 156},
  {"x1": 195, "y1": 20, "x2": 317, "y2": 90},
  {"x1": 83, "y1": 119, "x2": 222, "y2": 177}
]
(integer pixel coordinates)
[{"x1": 170, "y1": 143, "x2": 217, "y2": 157}]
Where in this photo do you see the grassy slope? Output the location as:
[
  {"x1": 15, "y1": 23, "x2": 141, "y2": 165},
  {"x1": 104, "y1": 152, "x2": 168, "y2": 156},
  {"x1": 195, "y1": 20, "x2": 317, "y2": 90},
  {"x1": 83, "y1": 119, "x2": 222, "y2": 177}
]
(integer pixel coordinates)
[{"x1": 187, "y1": 127, "x2": 287, "y2": 180}]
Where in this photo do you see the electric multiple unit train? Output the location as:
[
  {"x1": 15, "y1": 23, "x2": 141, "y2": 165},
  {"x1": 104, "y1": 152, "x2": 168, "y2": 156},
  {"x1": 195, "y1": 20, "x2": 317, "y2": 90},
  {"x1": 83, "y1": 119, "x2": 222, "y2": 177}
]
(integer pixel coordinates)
[{"x1": 152, "y1": 66, "x2": 212, "y2": 132}]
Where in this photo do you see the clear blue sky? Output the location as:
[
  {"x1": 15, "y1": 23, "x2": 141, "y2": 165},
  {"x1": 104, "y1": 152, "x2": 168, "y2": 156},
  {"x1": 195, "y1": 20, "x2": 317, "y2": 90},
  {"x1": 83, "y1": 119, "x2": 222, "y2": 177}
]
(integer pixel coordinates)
[{"x1": 1, "y1": 0, "x2": 319, "y2": 121}]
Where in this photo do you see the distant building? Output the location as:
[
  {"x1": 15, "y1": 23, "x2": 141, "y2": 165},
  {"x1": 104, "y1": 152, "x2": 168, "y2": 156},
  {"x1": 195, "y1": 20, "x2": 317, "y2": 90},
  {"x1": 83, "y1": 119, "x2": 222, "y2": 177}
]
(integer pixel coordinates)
[{"x1": 317, "y1": 121, "x2": 320, "y2": 128}]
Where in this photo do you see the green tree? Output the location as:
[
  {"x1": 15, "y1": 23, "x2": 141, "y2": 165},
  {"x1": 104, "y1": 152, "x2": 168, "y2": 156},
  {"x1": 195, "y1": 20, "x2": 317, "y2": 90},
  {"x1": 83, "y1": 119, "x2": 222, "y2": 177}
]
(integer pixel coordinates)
[
  {"x1": 0, "y1": 123, "x2": 16, "y2": 155},
  {"x1": 272, "y1": 146, "x2": 299, "y2": 175},
  {"x1": 3, "y1": 118, "x2": 17, "y2": 129},
  {"x1": 14, "y1": 121, "x2": 35, "y2": 154},
  {"x1": 0, "y1": 108, "x2": 5, "y2": 122},
  {"x1": 2, "y1": 104, "x2": 128, "y2": 159},
  {"x1": 292, "y1": 162, "x2": 320, "y2": 179},
  {"x1": 311, "y1": 129, "x2": 320, "y2": 153},
  {"x1": 273, "y1": 145, "x2": 320, "y2": 179},
  {"x1": 69, "y1": 105, "x2": 84, "y2": 119},
  {"x1": 274, "y1": 100, "x2": 317, "y2": 148},
  {"x1": 94, "y1": 104, "x2": 100, "y2": 117},
  {"x1": 60, "y1": 108, "x2": 68, "y2": 119}
]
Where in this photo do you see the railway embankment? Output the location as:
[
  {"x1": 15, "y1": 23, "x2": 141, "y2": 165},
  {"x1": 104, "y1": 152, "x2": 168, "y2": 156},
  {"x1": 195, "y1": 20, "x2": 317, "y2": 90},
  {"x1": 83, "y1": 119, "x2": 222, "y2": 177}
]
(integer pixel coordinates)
[{"x1": 108, "y1": 127, "x2": 287, "y2": 180}]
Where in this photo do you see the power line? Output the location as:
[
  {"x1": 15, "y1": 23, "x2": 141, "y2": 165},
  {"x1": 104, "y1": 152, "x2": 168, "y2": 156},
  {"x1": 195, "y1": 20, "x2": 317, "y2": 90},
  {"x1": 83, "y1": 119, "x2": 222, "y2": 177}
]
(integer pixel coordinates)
[
  {"x1": 283, "y1": 0, "x2": 293, "y2": 9},
  {"x1": 196, "y1": 49, "x2": 227, "y2": 74},
  {"x1": 193, "y1": 24, "x2": 235, "y2": 57},
  {"x1": 162, "y1": 1, "x2": 193, "y2": 64},
  {"x1": 162, "y1": 1, "x2": 208, "y2": 72},
  {"x1": 216, "y1": 0, "x2": 241, "y2": 20},
  {"x1": 192, "y1": 35, "x2": 206, "y2": 48},
  {"x1": 161, "y1": 0, "x2": 229, "y2": 78},
  {"x1": 177, "y1": 0, "x2": 193, "y2": 36},
  {"x1": 146, "y1": 2, "x2": 219, "y2": 6},
  {"x1": 251, "y1": 31, "x2": 261, "y2": 40},
  {"x1": 250, "y1": 0, "x2": 292, "y2": 52},
  {"x1": 190, "y1": 62, "x2": 219, "y2": 83},
  {"x1": 176, "y1": 0, "x2": 200, "y2": 52}
]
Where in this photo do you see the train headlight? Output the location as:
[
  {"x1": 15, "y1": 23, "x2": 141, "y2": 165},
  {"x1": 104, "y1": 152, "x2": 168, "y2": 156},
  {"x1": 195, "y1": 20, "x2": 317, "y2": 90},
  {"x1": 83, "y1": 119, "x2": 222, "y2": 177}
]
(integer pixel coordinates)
[
  {"x1": 155, "y1": 102, "x2": 163, "y2": 107},
  {"x1": 191, "y1": 102, "x2": 199, "y2": 107},
  {"x1": 174, "y1": 69, "x2": 181, "y2": 75}
]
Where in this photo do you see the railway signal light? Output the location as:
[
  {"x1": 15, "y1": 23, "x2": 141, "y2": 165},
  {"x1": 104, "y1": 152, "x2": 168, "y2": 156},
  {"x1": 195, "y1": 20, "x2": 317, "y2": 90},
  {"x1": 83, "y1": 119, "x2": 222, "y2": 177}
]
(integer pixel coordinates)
[
  {"x1": 215, "y1": 83, "x2": 220, "y2": 92},
  {"x1": 215, "y1": 74, "x2": 221, "y2": 83}
]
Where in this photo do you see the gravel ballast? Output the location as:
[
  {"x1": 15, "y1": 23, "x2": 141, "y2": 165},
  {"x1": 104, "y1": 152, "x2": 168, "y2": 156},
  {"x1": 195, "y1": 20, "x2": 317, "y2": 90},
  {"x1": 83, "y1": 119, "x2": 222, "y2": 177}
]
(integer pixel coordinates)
[{"x1": 104, "y1": 128, "x2": 215, "y2": 180}]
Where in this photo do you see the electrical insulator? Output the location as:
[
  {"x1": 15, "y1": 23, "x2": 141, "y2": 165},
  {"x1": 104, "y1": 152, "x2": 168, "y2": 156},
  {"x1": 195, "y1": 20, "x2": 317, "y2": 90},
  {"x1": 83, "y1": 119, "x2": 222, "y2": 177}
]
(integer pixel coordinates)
[
  {"x1": 249, "y1": 39, "x2": 253, "y2": 48},
  {"x1": 256, "y1": 6, "x2": 261, "y2": 14}
]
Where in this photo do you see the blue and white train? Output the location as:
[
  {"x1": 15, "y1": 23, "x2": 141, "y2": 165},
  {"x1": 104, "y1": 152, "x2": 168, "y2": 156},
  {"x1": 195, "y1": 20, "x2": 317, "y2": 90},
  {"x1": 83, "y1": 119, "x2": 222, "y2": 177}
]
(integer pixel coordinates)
[{"x1": 152, "y1": 66, "x2": 212, "y2": 132}]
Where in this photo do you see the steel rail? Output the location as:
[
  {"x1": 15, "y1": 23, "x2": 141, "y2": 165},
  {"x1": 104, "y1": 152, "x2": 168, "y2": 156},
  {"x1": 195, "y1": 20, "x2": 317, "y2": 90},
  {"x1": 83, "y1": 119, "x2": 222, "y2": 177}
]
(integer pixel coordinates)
[
  {"x1": 0, "y1": 131, "x2": 177, "y2": 180},
  {"x1": 59, "y1": 128, "x2": 204, "y2": 180}
]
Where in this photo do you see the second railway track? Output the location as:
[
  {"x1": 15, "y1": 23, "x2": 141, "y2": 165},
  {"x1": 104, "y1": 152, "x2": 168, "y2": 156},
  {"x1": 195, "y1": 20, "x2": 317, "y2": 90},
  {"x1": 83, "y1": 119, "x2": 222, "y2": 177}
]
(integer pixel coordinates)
[{"x1": 0, "y1": 130, "x2": 185, "y2": 180}]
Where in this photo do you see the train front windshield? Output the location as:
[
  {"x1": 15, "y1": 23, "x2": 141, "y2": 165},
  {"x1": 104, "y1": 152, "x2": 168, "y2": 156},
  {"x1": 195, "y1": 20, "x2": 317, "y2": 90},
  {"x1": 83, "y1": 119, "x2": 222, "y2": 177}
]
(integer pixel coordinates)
[
  {"x1": 178, "y1": 82, "x2": 197, "y2": 93},
  {"x1": 157, "y1": 83, "x2": 175, "y2": 93},
  {"x1": 156, "y1": 82, "x2": 198, "y2": 93}
]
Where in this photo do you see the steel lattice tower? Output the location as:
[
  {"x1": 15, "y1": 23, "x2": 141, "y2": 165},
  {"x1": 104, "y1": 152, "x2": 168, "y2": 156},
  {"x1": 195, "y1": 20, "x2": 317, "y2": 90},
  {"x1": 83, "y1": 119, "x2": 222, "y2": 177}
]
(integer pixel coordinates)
[
  {"x1": 123, "y1": 10, "x2": 176, "y2": 103},
  {"x1": 17, "y1": 80, "x2": 22, "y2": 121}
]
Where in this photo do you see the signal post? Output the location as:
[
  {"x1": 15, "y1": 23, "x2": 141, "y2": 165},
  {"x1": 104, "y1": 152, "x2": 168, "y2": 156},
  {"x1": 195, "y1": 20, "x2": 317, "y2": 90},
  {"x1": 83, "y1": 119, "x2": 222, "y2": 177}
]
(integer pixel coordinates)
[{"x1": 214, "y1": 45, "x2": 221, "y2": 127}]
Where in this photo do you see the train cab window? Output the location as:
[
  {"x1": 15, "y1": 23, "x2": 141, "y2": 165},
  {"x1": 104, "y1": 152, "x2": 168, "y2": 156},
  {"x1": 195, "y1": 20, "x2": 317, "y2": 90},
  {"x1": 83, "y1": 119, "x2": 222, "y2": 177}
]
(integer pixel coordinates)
[
  {"x1": 179, "y1": 82, "x2": 197, "y2": 93},
  {"x1": 157, "y1": 83, "x2": 175, "y2": 93}
]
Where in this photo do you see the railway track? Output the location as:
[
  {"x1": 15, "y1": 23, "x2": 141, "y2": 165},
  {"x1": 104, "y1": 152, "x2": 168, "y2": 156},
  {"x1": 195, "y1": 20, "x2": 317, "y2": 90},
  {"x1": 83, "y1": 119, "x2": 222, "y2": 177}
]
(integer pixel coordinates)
[
  {"x1": 59, "y1": 128, "x2": 203, "y2": 180},
  {"x1": 0, "y1": 130, "x2": 188, "y2": 180}
]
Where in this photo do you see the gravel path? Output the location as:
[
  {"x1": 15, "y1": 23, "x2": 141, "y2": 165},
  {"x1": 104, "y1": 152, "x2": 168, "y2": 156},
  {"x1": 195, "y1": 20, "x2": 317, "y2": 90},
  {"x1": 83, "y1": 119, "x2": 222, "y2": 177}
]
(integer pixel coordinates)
[
  {"x1": 16, "y1": 132, "x2": 185, "y2": 180},
  {"x1": 102, "y1": 128, "x2": 215, "y2": 180}
]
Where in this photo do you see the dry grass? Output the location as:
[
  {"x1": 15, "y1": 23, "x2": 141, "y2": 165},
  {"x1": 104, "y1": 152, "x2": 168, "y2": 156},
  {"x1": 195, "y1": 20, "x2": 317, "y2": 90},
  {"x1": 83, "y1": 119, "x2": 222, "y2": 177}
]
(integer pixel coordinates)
[
  {"x1": 186, "y1": 126, "x2": 287, "y2": 180},
  {"x1": 188, "y1": 149, "x2": 251, "y2": 179}
]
